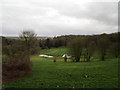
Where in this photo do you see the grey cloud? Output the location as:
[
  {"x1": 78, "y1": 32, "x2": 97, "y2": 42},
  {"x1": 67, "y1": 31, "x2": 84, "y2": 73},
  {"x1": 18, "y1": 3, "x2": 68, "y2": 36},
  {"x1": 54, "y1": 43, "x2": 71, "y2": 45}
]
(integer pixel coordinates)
[
  {"x1": 28, "y1": 1, "x2": 118, "y2": 26},
  {"x1": 1, "y1": 0, "x2": 118, "y2": 36},
  {"x1": 57, "y1": 2, "x2": 118, "y2": 26}
]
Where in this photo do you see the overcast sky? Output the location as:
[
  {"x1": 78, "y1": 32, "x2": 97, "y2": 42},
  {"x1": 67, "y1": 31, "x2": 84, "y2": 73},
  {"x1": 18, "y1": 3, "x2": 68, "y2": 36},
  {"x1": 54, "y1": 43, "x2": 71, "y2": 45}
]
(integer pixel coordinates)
[{"x1": 0, "y1": 0, "x2": 119, "y2": 37}]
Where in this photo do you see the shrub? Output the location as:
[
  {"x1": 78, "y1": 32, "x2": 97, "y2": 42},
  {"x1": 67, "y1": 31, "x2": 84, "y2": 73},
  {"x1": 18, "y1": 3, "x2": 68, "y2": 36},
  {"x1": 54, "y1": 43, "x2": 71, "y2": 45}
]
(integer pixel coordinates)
[{"x1": 2, "y1": 52, "x2": 32, "y2": 83}]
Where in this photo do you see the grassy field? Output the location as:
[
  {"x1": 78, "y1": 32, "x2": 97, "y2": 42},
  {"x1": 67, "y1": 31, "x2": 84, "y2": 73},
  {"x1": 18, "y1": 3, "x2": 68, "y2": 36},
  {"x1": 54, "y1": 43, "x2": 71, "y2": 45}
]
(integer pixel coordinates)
[{"x1": 4, "y1": 48, "x2": 118, "y2": 88}]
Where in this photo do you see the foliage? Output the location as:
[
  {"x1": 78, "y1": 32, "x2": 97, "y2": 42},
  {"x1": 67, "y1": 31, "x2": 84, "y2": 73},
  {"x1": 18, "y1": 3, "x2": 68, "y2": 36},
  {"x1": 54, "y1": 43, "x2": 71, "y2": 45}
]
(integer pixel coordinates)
[
  {"x1": 38, "y1": 32, "x2": 119, "y2": 49},
  {"x1": 82, "y1": 37, "x2": 96, "y2": 62},
  {"x1": 68, "y1": 38, "x2": 83, "y2": 62},
  {"x1": 38, "y1": 32, "x2": 119, "y2": 62},
  {"x1": 109, "y1": 42, "x2": 120, "y2": 58},
  {"x1": 2, "y1": 30, "x2": 39, "y2": 83},
  {"x1": 2, "y1": 31, "x2": 39, "y2": 59},
  {"x1": 2, "y1": 52, "x2": 32, "y2": 83},
  {"x1": 97, "y1": 36, "x2": 111, "y2": 61},
  {"x1": 20, "y1": 30, "x2": 39, "y2": 55}
]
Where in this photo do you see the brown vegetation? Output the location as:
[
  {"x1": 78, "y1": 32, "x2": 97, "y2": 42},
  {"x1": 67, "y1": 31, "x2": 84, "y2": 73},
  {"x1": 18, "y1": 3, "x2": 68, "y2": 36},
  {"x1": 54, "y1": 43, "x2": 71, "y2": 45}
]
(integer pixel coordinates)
[{"x1": 2, "y1": 52, "x2": 32, "y2": 84}]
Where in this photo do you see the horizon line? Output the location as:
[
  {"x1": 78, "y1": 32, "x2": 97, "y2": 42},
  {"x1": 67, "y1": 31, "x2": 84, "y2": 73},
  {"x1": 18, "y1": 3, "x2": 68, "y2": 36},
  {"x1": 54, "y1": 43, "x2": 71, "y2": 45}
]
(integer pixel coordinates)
[{"x1": 1, "y1": 31, "x2": 119, "y2": 37}]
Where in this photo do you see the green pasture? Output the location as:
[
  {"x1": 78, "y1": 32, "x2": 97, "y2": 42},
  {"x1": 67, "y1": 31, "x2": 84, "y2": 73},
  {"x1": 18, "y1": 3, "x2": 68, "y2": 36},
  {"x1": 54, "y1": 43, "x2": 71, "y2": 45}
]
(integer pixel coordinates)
[{"x1": 4, "y1": 48, "x2": 118, "y2": 88}]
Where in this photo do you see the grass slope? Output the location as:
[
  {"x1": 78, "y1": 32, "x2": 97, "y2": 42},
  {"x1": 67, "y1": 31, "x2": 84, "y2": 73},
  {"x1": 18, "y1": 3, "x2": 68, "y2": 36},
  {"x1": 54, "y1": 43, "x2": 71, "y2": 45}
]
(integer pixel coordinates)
[
  {"x1": 40, "y1": 47, "x2": 68, "y2": 57},
  {"x1": 4, "y1": 48, "x2": 118, "y2": 88}
]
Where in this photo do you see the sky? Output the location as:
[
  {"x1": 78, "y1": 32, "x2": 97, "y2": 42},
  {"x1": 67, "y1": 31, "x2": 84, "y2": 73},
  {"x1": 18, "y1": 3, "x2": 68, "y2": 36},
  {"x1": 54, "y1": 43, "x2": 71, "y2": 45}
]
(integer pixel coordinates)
[{"x1": 0, "y1": 0, "x2": 119, "y2": 37}]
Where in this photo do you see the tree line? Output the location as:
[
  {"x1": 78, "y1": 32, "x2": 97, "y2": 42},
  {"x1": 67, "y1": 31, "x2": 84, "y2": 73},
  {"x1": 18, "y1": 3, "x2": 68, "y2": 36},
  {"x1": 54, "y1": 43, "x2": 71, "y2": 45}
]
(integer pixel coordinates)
[
  {"x1": 2, "y1": 31, "x2": 120, "y2": 62},
  {"x1": 39, "y1": 32, "x2": 120, "y2": 61}
]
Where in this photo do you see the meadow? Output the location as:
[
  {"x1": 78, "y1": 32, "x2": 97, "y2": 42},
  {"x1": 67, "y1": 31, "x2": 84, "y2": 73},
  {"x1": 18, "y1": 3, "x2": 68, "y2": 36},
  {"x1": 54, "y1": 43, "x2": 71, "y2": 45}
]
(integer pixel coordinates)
[{"x1": 3, "y1": 48, "x2": 118, "y2": 88}]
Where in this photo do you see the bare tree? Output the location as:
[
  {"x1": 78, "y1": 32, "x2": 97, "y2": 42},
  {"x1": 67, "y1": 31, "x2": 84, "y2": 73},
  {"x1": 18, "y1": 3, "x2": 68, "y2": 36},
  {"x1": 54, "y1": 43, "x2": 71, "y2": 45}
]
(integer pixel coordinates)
[
  {"x1": 20, "y1": 30, "x2": 38, "y2": 55},
  {"x1": 68, "y1": 38, "x2": 83, "y2": 62},
  {"x1": 109, "y1": 42, "x2": 120, "y2": 58},
  {"x1": 82, "y1": 36, "x2": 96, "y2": 62},
  {"x1": 97, "y1": 37, "x2": 111, "y2": 61}
]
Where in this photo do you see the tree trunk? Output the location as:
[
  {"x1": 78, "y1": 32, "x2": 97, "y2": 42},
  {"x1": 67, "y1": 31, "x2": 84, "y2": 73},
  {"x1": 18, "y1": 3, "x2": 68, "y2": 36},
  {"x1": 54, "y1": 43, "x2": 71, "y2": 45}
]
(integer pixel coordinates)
[
  {"x1": 115, "y1": 55, "x2": 118, "y2": 58},
  {"x1": 87, "y1": 56, "x2": 91, "y2": 62},
  {"x1": 101, "y1": 53, "x2": 105, "y2": 61},
  {"x1": 101, "y1": 55, "x2": 105, "y2": 61},
  {"x1": 101, "y1": 49, "x2": 106, "y2": 61},
  {"x1": 75, "y1": 57, "x2": 80, "y2": 62}
]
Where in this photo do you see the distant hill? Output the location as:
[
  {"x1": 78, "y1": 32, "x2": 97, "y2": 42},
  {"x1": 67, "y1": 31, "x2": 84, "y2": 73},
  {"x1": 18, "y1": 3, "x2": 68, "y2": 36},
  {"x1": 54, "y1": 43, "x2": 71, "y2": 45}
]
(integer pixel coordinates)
[{"x1": 1, "y1": 36, "x2": 51, "y2": 40}]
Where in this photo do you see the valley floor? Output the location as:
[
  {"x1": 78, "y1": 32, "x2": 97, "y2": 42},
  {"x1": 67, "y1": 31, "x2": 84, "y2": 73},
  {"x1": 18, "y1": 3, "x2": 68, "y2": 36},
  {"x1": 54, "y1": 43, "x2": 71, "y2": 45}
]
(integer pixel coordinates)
[{"x1": 3, "y1": 48, "x2": 118, "y2": 88}]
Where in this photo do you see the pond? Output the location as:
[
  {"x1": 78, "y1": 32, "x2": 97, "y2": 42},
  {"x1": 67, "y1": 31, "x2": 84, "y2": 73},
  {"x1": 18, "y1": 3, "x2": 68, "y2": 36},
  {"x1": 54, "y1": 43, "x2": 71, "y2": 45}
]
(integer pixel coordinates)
[{"x1": 39, "y1": 54, "x2": 53, "y2": 58}]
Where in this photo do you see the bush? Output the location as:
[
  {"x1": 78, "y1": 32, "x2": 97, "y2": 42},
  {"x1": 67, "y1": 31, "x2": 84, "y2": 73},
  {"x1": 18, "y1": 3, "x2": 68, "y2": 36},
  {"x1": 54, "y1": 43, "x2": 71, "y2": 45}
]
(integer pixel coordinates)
[{"x1": 2, "y1": 52, "x2": 32, "y2": 83}]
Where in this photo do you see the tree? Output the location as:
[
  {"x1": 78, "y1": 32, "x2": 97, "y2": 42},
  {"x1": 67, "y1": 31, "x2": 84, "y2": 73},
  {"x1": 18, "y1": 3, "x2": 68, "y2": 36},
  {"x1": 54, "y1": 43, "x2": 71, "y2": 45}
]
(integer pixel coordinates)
[
  {"x1": 20, "y1": 30, "x2": 39, "y2": 55},
  {"x1": 2, "y1": 37, "x2": 19, "y2": 59},
  {"x1": 97, "y1": 37, "x2": 111, "y2": 61},
  {"x1": 2, "y1": 31, "x2": 36, "y2": 82},
  {"x1": 83, "y1": 37, "x2": 96, "y2": 62},
  {"x1": 46, "y1": 38, "x2": 51, "y2": 49},
  {"x1": 109, "y1": 42, "x2": 120, "y2": 58},
  {"x1": 68, "y1": 38, "x2": 83, "y2": 62}
]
